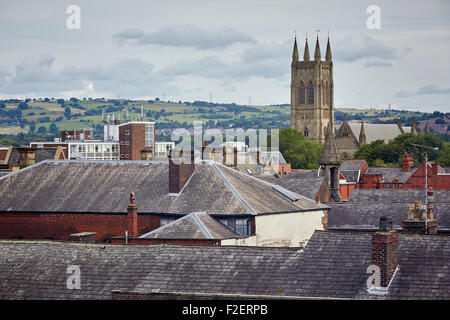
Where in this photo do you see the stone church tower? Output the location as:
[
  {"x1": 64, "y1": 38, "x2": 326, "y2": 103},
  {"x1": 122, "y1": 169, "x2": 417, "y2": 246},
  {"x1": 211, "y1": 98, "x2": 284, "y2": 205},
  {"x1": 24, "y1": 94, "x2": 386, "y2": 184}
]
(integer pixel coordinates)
[{"x1": 290, "y1": 35, "x2": 334, "y2": 144}]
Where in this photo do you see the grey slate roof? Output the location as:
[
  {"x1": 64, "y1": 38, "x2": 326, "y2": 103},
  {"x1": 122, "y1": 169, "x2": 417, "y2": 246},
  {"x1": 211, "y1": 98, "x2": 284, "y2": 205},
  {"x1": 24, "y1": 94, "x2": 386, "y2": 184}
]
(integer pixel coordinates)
[
  {"x1": 139, "y1": 212, "x2": 239, "y2": 240},
  {"x1": 0, "y1": 160, "x2": 326, "y2": 215},
  {"x1": 0, "y1": 241, "x2": 299, "y2": 300},
  {"x1": 328, "y1": 189, "x2": 450, "y2": 229},
  {"x1": 340, "y1": 160, "x2": 366, "y2": 171},
  {"x1": 365, "y1": 167, "x2": 415, "y2": 183},
  {"x1": 348, "y1": 123, "x2": 407, "y2": 143},
  {"x1": 257, "y1": 171, "x2": 326, "y2": 200},
  {"x1": 1, "y1": 231, "x2": 449, "y2": 299},
  {"x1": 290, "y1": 231, "x2": 450, "y2": 299}
]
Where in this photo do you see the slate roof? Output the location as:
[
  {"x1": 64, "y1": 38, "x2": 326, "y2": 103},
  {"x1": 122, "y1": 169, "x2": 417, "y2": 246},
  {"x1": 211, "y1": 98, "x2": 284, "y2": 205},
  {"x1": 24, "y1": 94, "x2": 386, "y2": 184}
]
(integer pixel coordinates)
[
  {"x1": 340, "y1": 160, "x2": 366, "y2": 171},
  {"x1": 347, "y1": 123, "x2": 408, "y2": 143},
  {"x1": 1, "y1": 231, "x2": 448, "y2": 299},
  {"x1": 139, "y1": 212, "x2": 239, "y2": 240},
  {"x1": 0, "y1": 241, "x2": 300, "y2": 300},
  {"x1": 0, "y1": 160, "x2": 327, "y2": 215},
  {"x1": 290, "y1": 231, "x2": 450, "y2": 299},
  {"x1": 328, "y1": 189, "x2": 450, "y2": 229},
  {"x1": 257, "y1": 171, "x2": 326, "y2": 200},
  {"x1": 365, "y1": 167, "x2": 415, "y2": 183}
]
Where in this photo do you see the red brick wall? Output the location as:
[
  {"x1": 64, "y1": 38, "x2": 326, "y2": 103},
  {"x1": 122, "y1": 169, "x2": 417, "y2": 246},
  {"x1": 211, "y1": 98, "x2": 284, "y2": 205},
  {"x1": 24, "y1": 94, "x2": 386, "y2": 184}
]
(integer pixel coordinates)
[
  {"x1": 109, "y1": 238, "x2": 218, "y2": 246},
  {"x1": 0, "y1": 213, "x2": 160, "y2": 242},
  {"x1": 119, "y1": 123, "x2": 147, "y2": 160}
]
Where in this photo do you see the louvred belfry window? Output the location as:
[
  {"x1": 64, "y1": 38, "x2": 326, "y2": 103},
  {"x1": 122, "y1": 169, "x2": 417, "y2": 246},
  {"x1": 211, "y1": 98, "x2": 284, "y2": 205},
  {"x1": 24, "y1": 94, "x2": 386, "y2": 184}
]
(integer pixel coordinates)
[
  {"x1": 307, "y1": 81, "x2": 314, "y2": 104},
  {"x1": 299, "y1": 82, "x2": 305, "y2": 104}
]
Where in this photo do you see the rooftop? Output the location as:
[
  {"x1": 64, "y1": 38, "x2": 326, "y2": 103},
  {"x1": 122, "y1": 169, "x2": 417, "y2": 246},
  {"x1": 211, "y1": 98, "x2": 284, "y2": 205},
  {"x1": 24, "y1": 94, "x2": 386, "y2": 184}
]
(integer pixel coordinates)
[{"x1": 0, "y1": 160, "x2": 327, "y2": 215}]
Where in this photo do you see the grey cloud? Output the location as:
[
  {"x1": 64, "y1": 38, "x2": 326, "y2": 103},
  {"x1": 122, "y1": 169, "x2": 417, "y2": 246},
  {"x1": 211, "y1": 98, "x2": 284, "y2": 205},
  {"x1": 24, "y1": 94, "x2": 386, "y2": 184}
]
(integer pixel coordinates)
[
  {"x1": 395, "y1": 85, "x2": 450, "y2": 98},
  {"x1": 363, "y1": 60, "x2": 392, "y2": 68},
  {"x1": 161, "y1": 54, "x2": 288, "y2": 81},
  {"x1": 14, "y1": 54, "x2": 55, "y2": 83},
  {"x1": 0, "y1": 55, "x2": 177, "y2": 98},
  {"x1": 112, "y1": 25, "x2": 256, "y2": 49},
  {"x1": 333, "y1": 35, "x2": 400, "y2": 63}
]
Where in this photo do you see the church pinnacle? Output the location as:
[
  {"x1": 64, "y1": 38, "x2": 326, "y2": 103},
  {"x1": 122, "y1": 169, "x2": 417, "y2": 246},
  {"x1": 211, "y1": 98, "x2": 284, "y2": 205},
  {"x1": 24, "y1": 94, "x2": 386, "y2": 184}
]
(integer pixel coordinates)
[
  {"x1": 325, "y1": 36, "x2": 332, "y2": 61},
  {"x1": 314, "y1": 35, "x2": 321, "y2": 61},
  {"x1": 303, "y1": 37, "x2": 310, "y2": 61},
  {"x1": 292, "y1": 36, "x2": 299, "y2": 61}
]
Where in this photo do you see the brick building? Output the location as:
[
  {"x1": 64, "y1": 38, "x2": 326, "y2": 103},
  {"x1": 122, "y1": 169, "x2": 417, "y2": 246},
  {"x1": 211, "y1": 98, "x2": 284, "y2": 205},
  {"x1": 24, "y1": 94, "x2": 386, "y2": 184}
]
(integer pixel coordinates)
[
  {"x1": 0, "y1": 158, "x2": 328, "y2": 246},
  {"x1": 339, "y1": 154, "x2": 450, "y2": 198}
]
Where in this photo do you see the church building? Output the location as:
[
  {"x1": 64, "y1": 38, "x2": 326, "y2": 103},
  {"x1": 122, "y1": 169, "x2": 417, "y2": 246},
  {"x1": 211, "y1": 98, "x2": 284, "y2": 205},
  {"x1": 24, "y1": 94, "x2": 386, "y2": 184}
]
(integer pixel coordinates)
[{"x1": 290, "y1": 35, "x2": 334, "y2": 144}]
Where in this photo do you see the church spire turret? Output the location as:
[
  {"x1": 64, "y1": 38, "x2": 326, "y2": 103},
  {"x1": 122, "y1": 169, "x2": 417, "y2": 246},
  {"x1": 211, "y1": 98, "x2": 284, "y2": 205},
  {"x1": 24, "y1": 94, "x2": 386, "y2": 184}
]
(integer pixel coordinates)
[
  {"x1": 325, "y1": 35, "x2": 332, "y2": 61},
  {"x1": 425, "y1": 122, "x2": 430, "y2": 134},
  {"x1": 303, "y1": 37, "x2": 310, "y2": 61},
  {"x1": 359, "y1": 121, "x2": 367, "y2": 145},
  {"x1": 411, "y1": 118, "x2": 417, "y2": 135},
  {"x1": 320, "y1": 123, "x2": 340, "y2": 166},
  {"x1": 292, "y1": 36, "x2": 299, "y2": 62},
  {"x1": 314, "y1": 35, "x2": 321, "y2": 61}
]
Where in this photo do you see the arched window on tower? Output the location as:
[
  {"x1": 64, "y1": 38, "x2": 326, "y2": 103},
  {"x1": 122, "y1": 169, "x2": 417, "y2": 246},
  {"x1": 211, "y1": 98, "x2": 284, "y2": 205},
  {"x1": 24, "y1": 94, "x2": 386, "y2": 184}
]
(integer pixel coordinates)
[
  {"x1": 299, "y1": 82, "x2": 305, "y2": 104},
  {"x1": 304, "y1": 128, "x2": 309, "y2": 137},
  {"x1": 325, "y1": 81, "x2": 329, "y2": 105},
  {"x1": 307, "y1": 81, "x2": 314, "y2": 104}
]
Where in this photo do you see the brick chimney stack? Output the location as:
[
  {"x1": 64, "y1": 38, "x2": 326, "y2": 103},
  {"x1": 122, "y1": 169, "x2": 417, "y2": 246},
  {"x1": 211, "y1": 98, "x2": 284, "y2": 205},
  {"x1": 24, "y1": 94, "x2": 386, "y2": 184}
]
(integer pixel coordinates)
[
  {"x1": 17, "y1": 147, "x2": 37, "y2": 169},
  {"x1": 403, "y1": 196, "x2": 438, "y2": 234},
  {"x1": 402, "y1": 153, "x2": 414, "y2": 172},
  {"x1": 168, "y1": 151, "x2": 195, "y2": 193},
  {"x1": 372, "y1": 216, "x2": 399, "y2": 287},
  {"x1": 127, "y1": 193, "x2": 138, "y2": 237}
]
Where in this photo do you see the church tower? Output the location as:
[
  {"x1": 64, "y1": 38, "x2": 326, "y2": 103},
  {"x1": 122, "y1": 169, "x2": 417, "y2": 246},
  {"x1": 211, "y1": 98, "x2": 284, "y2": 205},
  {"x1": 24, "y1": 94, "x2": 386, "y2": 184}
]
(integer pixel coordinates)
[{"x1": 290, "y1": 34, "x2": 334, "y2": 144}]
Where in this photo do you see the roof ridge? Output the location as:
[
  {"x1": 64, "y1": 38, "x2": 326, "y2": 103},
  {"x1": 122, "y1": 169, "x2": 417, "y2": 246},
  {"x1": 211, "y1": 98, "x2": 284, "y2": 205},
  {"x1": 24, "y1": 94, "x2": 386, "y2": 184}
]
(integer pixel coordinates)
[
  {"x1": 210, "y1": 162, "x2": 256, "y2": 215},
  {"x1": 191, "y1": 212, "x2": 214, "y2": 239},
  {"x1": 213, "y1": 162, "x2": 329, "y2": 210}
]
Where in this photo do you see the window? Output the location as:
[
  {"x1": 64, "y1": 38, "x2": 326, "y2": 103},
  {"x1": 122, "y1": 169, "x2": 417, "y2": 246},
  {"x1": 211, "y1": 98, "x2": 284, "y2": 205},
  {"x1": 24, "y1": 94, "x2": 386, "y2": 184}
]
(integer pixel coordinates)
[
  {"x1": 299, "y1": 82, "x2": 305, "y2": 104},
  {"x1": 304, "y1": 128, "x2": 309, "y2": 137},
  {"x1": 219, "y1": 218, "x2": 249, "y2": 236},
  {"x1": 120, "y1": 154, "x2": 125, "y2": 158},
  {"x1": 120, "y1": 141, "x2": 125, "y2": 145},
  {"x1": 307, "y1": 81, "x2": 314, "y2": 104},
  {"x1": 125, "y1": 130, "x2": 130, "y2": 135},
  {"x1": 125, "y1": 141, "x2": 130, "y2": 145},
  {"x1": 125, "y1": 154, "x2": 130, "y2": 158}
]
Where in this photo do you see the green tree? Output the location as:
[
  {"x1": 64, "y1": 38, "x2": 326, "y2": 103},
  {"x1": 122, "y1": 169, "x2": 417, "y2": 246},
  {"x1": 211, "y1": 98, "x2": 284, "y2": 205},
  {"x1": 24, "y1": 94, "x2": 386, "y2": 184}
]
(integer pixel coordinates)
[
  {"x1": 354, "y1": 133, "x2": 444, "y2": 166},
  {"x1": 268, "y1": 128, "x2": 323, "y2": 169},
  {"x1": 49, "y1": 122, "x2": 59, "y2": 134},
  {"x1": 0, "y1": 102, "x2": 6, "y2": 109},
  {"x1": 37, "y1": 126, "x2": 47, "y2": 134},
  {"x1": 437, "y1": 142, "x2": 450, "y2": 166},
  {"x1": 18, "y1": 102, "x2": 29, "y2": 110},
  {"x1": 64, "y1": 107, "x2": 71, "y2": 119}
]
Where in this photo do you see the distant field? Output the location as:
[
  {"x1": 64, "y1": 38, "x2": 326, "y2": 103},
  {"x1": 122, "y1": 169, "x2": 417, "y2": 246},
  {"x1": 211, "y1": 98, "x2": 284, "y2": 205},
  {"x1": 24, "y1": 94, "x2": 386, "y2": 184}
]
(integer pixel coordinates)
[
  {"x1": 0, "y1": 125, "x2": 29, "y2": 134},
  {"x1": 0, "y1": 99, "x2": 442, "y2": 135}
]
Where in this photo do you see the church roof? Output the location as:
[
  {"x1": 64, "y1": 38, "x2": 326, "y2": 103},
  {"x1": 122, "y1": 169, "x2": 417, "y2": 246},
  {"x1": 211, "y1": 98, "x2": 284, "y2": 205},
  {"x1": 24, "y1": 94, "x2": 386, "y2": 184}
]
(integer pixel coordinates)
[{"x1": 347, "y1": 123, "x2": 408, "y2": 143}]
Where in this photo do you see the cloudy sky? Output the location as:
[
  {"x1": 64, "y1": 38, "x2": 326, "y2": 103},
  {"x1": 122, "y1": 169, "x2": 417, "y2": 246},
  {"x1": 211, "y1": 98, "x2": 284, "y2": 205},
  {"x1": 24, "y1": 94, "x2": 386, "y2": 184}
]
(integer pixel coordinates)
[{"x1": 0, "y1": 0, "x2": 449, "y2": 112}]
